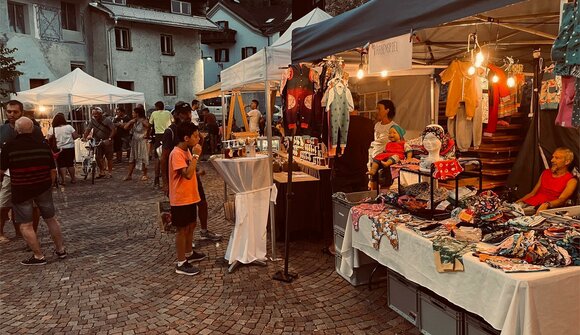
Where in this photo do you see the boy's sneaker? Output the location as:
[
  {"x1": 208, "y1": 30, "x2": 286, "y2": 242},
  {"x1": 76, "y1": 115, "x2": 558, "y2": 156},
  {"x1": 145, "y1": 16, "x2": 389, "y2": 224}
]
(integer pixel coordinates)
[
  {"x1": 55, "y1": 249, "x2": 67, "y2": 259},
  {"x1": 200, "y1": 230, "x2": 222, "y2": 241},
  {"x1": 175, "y1": 262, "x2": 200, "y2": 276},
  {"x1": 186, "y1": 250, "x2": 206, "y2": 262},
  {"x1": 21, "y1": 256, "x2": 47, "y2": 266}
]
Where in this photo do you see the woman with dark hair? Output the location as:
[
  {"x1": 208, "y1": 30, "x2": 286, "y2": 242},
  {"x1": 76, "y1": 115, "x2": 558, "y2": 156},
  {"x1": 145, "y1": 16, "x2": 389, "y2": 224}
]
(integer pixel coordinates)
[
  {"x1": 123, "y1": 107, "x2": 150, "y2": 181},
  {"x1": 47, "y1": 113, "x2": 79, "y2": 184}
]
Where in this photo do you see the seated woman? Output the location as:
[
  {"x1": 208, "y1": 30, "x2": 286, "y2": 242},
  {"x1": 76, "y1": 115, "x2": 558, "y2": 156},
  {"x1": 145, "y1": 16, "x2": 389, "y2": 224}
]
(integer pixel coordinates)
[
  {"x1": 516, "y1": 147, "x2": 578, "y2": 215},
  {"x1": 368, "y1": 125, "x2": 412, "y2": 190}
]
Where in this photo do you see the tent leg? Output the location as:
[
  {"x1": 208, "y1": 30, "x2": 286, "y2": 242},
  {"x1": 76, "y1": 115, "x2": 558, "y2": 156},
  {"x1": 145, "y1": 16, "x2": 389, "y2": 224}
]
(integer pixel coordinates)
[{"x1": 265, "y1": 80, "x2": 277, "y2": 261}]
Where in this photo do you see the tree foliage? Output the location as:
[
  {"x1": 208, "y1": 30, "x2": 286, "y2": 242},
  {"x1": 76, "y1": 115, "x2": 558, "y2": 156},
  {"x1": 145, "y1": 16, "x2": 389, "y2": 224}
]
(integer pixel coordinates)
[
  {"x1": 325, "y1": 0, "x2": 369, "y2": 16},
  {"x1": 0, "y1": 44, "x2": 24, "y2": 98}
]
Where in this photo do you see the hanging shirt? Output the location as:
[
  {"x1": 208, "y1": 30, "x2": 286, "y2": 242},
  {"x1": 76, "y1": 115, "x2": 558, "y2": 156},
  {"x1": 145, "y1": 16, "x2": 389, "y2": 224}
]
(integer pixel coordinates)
[{"x1": 440, "y1": 60, "x2": 478, "y2": 119}]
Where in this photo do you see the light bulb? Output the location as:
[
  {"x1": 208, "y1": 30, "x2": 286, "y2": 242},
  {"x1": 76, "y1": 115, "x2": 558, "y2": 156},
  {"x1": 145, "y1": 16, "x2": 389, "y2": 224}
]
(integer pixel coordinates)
[
  {"x1": 475, "y1": 51, "x2": 484, "y2": 67},
  {"x1": 468, "y1": 66, "x2": 476, "y2": 75},
  {"x1": 38, "y1": 105, "x2": 46, "y2": 112},
  {"x1": 507, "y1": 76, "x2": 516, "y2": 87},
  {"x1": 357, "y1": 64, "x2": 364, "y2": 79},
  {"x1": 492, "y1": 75, "x2": 499, "y2": 83},
  {"x1": 380, "y1": 70, "x2": 388, "y2": 78}
]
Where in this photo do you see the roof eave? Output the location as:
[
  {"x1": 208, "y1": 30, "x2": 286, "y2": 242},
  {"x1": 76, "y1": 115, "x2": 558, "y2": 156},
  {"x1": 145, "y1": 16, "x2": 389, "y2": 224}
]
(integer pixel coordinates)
[{"x1": 116, "y1": 17, "x2": 219, "y2": 31}]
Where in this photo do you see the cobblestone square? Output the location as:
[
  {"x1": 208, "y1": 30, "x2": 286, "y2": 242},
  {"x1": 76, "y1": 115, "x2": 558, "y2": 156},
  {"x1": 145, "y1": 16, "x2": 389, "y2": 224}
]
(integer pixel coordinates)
[{"x1": 0, "y1": 161, "x2": 417, "y2": 334}]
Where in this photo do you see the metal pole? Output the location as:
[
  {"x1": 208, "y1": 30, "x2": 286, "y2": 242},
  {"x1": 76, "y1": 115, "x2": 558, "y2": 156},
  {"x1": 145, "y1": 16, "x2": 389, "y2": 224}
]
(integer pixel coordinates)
[
  {"x1": 265, "y1": 75, "x2": 277, "y2": 260},
  {"x1": 221, "y1": 92, "x2": 228, "y2": 201}
]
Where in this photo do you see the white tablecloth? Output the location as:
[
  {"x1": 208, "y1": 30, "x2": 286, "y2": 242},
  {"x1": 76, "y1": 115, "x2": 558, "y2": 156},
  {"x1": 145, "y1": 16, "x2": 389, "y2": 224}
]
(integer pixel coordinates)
[
  {"x1": 211, "y1": 155, "x2": 274, "y2": 265},
  {"x1": 340, "y1": 214, "x2": 580, "y2": 335}
]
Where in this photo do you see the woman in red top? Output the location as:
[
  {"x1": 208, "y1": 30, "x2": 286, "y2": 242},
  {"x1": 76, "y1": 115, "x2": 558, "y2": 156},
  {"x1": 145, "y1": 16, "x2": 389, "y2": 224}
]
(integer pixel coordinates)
[{"x1": 517, "y1": 147, "x2": 578, "y2": 215}]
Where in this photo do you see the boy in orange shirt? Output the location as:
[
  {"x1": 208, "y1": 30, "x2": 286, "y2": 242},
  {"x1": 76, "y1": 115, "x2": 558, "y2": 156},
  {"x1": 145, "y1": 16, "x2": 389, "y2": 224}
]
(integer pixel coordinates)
[{"x1": 169, "y1": 122, "x2": 204, "y2": 275}]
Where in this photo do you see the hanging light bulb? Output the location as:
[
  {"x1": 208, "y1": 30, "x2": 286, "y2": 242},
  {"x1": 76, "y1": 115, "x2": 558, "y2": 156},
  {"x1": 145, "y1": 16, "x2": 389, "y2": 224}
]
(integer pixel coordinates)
[
  {"x1": 492, "y1": 75, "x2": 499, "y2": 83},
  {"x1": 475, "y1": 51, "x2": 484, "y2": 67},
  {"x1": 468, "y1": 66, "x2": 476, "y2": 75},
  {"x1": 357, "y1": 63, "x2": 365, "y2": 79},
  {"x1": 380, "y1": 70, "x2": 388, "y2": 78},
  {"x1": 507, "y1": 76, "x2": 516, "y2": 88}
]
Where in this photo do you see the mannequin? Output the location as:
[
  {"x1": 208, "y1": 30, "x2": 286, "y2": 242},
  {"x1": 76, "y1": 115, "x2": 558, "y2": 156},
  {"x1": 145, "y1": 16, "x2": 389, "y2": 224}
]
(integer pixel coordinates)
[{"x1": 419, "y1": 124, "x2": 445, "y2": 172}]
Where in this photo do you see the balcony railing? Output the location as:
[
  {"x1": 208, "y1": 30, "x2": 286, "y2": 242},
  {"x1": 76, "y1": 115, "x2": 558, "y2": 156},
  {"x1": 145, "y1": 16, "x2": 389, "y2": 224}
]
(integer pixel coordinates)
[{"x1": 201, "y1": 28, "x2": 236, "y2": 44}]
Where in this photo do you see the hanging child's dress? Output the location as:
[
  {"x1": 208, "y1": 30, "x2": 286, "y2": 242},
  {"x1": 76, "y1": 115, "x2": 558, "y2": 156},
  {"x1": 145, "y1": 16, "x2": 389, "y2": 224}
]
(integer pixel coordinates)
[
  {"x1": 281, "y1": 64, "x2": 316, "y2": 130},
  {"x1": 325, "y1": 81, "x2": 353, "y2": 147}
]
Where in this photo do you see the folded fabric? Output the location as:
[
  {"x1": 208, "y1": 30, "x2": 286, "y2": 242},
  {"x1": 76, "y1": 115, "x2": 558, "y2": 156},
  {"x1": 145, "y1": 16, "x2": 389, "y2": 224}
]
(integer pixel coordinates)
[
  {"x1": 433, "y1": 159, "x2": 464, "y2": 180},
  {"x1": 432, "y1": 236, "x2": 472, "y2": 272},
  {"x1": 370, "y1": 210, "x2": 412, "y2": 250},
  {"x1": 351, "y1": 203, "x2": 386, "y2": 231},
  {"x1": 454, "y1": 227, "x2": 482, "y2": 243}
]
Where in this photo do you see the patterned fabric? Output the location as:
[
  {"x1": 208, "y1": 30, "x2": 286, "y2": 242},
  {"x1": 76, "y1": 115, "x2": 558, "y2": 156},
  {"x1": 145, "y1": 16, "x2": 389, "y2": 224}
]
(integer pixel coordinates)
[
  {"x1": 370, "y1": 211, "x2": 413, "y2": 250},
  {"x1": 432, "y1": 236, "x2": 472, "y2": 272},
  {"x1": 421, "y1": 124, "x2": 445, "y2": 144},
  {"x1": 350, "y1": 203, "x2": 386, "y2": 231},
  {"x1": 433, "y1": 159, "x2": 463, "y2": 180},
  {"x1": 553, "y1": 3, "x2": 576, "y2": 75},
  {"x1": 574, "y1": 77, "x2": 580, "y2": 127},
  {"x1": 539, "y1": 73, "x2": 561, "y2": 110}
]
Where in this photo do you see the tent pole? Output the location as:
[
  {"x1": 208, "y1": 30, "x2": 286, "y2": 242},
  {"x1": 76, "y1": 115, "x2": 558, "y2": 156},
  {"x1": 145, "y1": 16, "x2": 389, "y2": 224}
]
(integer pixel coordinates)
[
  {"x1": 265, "y1": 75, "x2": 277, "y2": 260},
  {"x1": 430, "y1": 74, "x2": 436, "y2": 124},
  {"x1": 221, "y1": 92, "x2": 228, "y2": 202}
]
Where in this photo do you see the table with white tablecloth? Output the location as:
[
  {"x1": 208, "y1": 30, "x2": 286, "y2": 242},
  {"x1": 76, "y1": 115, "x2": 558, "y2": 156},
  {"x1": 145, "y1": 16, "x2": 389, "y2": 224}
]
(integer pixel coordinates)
[
  {"x1": 210, "y1": 155, "x2": 274, "y2": 270},
  {"x1": 340, "y1": 214, "x2": 580, "y2": 335}
]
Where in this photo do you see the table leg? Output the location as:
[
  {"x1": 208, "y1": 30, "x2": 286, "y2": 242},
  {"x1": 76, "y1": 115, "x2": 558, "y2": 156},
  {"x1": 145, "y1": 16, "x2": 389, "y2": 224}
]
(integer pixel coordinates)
[{"x1": 228, "y1": 261, "x2": 240, "y2": 273}]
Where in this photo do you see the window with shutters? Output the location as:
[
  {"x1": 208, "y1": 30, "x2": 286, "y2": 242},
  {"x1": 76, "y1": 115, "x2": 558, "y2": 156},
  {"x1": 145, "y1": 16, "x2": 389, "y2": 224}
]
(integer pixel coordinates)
[
  {"x1": 241, "y1": 47, "x2": 257, "y2": 59},
  {"x1": 161, "y1": 34, "x2": 174, "y2": 55},
  {"x1": 163, "y1": 76, "x2": 176, "y2": 96},
  {"x1": 61, "y1": 1, "x2": 77, "y2": 31},
  {"x1": 115, "y1": 27, "x2": 131, "y2": 51},
  {"x1": 215, "y1": 48, "x2": 229, "y2": 62}
]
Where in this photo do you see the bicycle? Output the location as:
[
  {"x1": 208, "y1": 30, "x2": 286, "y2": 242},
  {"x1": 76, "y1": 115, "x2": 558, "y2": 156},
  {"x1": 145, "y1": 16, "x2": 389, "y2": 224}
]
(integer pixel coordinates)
[{"x1": 81, "y1": 138, "x2": 103, "y2": 184}]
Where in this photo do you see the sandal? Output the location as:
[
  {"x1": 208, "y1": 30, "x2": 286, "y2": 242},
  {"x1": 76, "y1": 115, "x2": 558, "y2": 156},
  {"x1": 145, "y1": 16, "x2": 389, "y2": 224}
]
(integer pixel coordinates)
[
  {"x1": 140, "y1": 176, "x2": 149, "y2": 181},
  {"x1": 123, "y1": 176, "x2": 132, "y2": 181},
  {"x1": 0, "y1": 235, "x2": 9, "y2": 243},
  {"x1": 96, "y1": 174, "x2": 106, "y2": 179}
]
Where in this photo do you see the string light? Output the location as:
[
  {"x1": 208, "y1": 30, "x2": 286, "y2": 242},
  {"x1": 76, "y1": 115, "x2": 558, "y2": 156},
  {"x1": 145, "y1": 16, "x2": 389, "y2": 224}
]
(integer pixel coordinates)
[
  {"x1": 475, "y1": 51, "x2": 484, "y2": 67},
  {"x1": 507, "y1": 76, "x2": 516, "y2": 88},
  {"x1": 380, "y1": 70, "x2": 388, "y2": 78},
  {"x1": 468, "y1": 66, "x2": 476, "y2": 76},
  {"x1": 357, "y1": 64, "x2": 365, "y2": 79},
  {"x1": 492, "y1": 75, "x2": 499, "y2": 83}
]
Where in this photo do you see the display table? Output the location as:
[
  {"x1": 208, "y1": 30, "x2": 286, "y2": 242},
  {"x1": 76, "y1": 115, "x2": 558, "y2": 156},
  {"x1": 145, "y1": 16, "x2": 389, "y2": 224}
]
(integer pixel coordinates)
[
  {"x1": 210, "y1": 155, "x2": 273, "y2": 272},
  {"x1": 273, "y1": 172, "x2": 322, "y2": 240},
  {"x1": 340, "y1": 214, "x2": 580, "y2": 335},
  {"x1": 276, "y1": 152, "x2": 333, "y2": 242}
]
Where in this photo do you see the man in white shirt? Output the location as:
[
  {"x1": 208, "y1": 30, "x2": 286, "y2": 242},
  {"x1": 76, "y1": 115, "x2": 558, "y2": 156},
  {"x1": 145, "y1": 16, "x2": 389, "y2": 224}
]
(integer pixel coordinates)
[
  {"x1": 247, "y1": 100, "x2": 261, "y2": 133},
  {"x1": 191, "y1": 100, "x2": 201, "y2": 126}
]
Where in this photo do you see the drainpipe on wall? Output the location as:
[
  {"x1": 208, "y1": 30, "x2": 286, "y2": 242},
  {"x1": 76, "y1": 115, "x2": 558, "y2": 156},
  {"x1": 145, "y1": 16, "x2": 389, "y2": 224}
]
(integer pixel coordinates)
[{"x1": 105, "y1": 18, "x2": 117, "y2": 85}]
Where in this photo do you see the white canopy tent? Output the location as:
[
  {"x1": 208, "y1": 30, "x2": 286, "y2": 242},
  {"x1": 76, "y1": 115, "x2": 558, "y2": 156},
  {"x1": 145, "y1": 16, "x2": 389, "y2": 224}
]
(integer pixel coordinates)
[
  {"x1": 220, "y1": 8, "x2": 333, "y2": 92},
  {"x1": 12, "y1": 68, "x2": 145, "y2": 106},
  {"x1": 211, "y1": 8, "x2": 332, "y2": 261}
]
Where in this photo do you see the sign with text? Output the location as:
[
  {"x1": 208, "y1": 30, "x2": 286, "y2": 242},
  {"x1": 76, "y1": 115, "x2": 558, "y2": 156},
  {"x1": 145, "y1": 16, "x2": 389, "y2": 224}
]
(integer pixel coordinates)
[{"x1": 368, "y1": 34, "x2": 412, "y2": 74}]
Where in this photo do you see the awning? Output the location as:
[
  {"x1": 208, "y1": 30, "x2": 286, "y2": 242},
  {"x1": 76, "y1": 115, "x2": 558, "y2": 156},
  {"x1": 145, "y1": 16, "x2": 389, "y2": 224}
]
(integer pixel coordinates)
[
  {"x1": 292, "y1": 0, "x2": 524, "y2": 62},
  {"x1": 90, "y1": 3, "x2": 218, "y2": 31},
  {"x1": 195, "y1": 82, "x2": 222, "y2": 100}
]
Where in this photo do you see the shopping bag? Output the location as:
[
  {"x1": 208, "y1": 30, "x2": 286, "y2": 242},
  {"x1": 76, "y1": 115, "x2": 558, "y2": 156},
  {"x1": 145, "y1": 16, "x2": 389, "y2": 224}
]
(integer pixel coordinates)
[{"x1": 157, "y1": 201, "x2": 176, "y2": 233}]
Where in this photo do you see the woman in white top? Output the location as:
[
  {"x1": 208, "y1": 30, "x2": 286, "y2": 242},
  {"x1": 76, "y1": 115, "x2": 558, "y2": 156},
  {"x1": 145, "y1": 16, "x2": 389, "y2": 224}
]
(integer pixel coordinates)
[
  {"x1": 47, "y1": 113, "x2": 79, "y2": 184},
  {"x1": 122, "y1": 106, "x2": 150, "y2": 181}
]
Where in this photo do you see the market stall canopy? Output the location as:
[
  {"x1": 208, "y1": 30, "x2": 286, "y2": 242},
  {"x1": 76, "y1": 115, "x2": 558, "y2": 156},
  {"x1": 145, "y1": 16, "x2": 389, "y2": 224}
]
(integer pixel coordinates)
[
  {"x1": 12, "y1": 68, "x2": 145, "y2": 105},
  {"x1": 292, "y1": 0, "x2": 525, "y2": 63},
  {"x1": 220, "y1": 8, "x2": 332, "y2": 91},
  {"x1": 196, "y1": 82, "x2": 222, "y2": 100}
]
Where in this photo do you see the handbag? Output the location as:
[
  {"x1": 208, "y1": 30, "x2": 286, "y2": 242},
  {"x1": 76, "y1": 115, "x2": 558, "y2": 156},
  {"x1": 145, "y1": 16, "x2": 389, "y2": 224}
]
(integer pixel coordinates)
[{"x1": 48, "y1": 128, "x2": 59, "y2": 152}]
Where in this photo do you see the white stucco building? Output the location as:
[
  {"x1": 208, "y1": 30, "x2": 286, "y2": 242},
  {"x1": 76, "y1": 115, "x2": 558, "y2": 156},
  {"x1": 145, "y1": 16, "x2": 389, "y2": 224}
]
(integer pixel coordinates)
[{"x1": 1, "y1": 0, "x2": 217, "y2": 108}]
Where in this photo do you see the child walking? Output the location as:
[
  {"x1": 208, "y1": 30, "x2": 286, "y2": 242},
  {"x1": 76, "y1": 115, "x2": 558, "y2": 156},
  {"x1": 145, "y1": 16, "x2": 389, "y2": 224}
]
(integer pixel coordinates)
[{"x1": 168, "y1": 122, "x2": 206, "y2": 275}]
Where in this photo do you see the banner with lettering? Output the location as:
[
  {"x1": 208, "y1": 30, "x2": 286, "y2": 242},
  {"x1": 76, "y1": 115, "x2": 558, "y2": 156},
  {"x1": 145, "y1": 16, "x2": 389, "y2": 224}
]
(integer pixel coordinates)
[{"x1": 368, "y1": 34, "x2": 413, "y2": 73}]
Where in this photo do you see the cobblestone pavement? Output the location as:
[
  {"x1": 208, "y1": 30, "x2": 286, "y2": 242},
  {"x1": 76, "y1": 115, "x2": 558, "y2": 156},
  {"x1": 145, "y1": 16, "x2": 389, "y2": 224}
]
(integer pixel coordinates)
[{"x1": 0, "y1": 161, "x2": 419, "y2": 335}]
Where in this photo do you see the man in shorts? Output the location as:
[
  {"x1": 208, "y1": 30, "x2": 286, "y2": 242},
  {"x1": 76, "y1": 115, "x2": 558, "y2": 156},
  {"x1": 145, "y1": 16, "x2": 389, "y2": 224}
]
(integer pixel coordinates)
[
  {"x1": 161, "y1": 102, "x2": 222, "y2": 243},
  {"x1": 0, "y1": 117, "x2": 66, "y2": 265},
  {"x1": 169, "y1": 122, "x2": 204, "y2": 275},
  {"x1": 0, "y1": 100, "x2": 43, "y2": 242},
  {"x1": 83, "y1": 107, "x2": 116, "y2": 178},
  {"x1": 149, "y1": 101, "x2": 172, "y2": 187}
]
